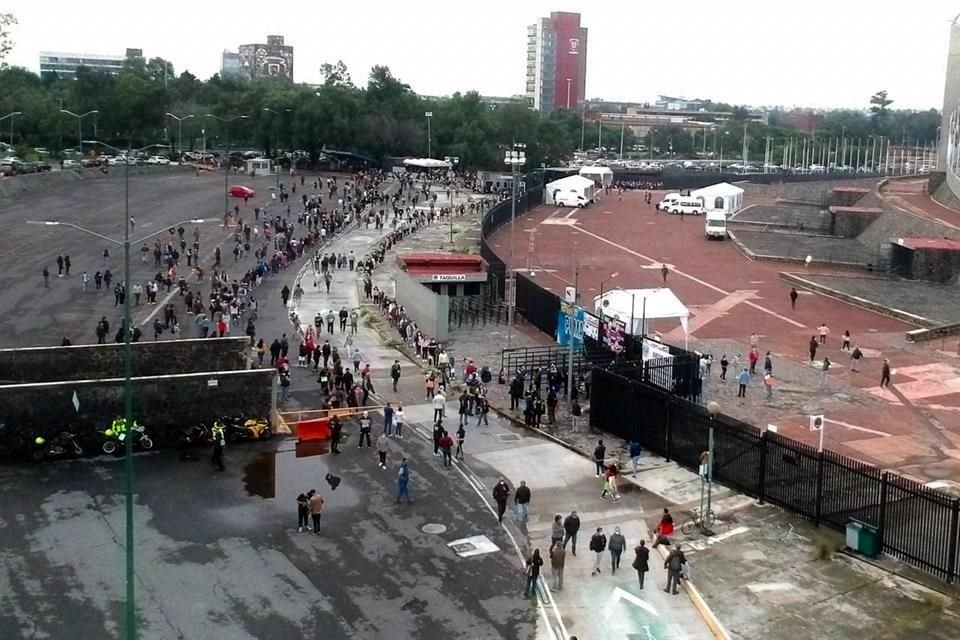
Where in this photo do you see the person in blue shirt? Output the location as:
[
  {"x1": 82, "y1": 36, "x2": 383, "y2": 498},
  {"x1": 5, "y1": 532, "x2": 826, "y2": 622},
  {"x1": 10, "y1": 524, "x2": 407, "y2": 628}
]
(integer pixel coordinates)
[
  {"x1": 737, "y1": 368, "x2": 750, "y2": 398},
  {"x1": 629, "y1": 441, "x2": 642, "y2": 476},
  {"x1": 396, "y1": 458, "x2": 411, "y2": 503}
]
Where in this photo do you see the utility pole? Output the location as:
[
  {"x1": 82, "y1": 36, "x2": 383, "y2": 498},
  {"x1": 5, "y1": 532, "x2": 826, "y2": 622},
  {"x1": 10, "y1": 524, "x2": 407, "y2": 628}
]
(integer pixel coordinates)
[
  {"x1": 619, "y1": 122, "x2": 625, "y2": 160},
  {"x1": 566, "y1": 257, "x2": 579, "y2": 409},
  {"x1": 504, "y1": 143, "x2": 526, "y2": 348}
]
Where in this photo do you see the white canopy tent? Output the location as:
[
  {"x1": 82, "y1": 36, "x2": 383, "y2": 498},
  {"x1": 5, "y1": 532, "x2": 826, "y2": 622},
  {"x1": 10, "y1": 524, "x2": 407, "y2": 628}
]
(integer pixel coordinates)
[
  {"x1": 691, "y1": 182, "x2": 745, "y2": 215},
  {"x1": 545, "y1": 174, "x2": 596, "y2": 205},
  {"x1": 594, "y1": 288, "x2": 690, "y2": 346},
  {"x1": 403, "y1": 158, "x2": 452, "y2": 169},
  {"x1": 579, "y1": 165, "x2": 614, "y2": 188}
]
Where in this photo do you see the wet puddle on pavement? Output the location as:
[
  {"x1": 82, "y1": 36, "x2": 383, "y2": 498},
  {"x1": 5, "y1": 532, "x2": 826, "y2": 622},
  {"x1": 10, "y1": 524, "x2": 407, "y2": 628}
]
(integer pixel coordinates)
[{"x1": 242, "y1": 442, "x2": 361, "y2": 508}]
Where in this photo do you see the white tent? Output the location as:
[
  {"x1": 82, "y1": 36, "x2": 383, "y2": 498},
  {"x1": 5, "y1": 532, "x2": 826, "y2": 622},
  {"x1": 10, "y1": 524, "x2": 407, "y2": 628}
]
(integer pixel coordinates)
[
  {"x1": 545, "y1": 175, "x2": 596, "y2": 205},
  {"x1": 579, "y1": 165, "x2": 614, "y2": 188},
  {"x1": 403, "y1": 158, "x2": 452, "y2": 169},
  {"x1": 691, "y1": 182, "x2": 744, "y2": 215},
  {"x1": 594, "y1": 288, "x2": 690, "y2": 344}
]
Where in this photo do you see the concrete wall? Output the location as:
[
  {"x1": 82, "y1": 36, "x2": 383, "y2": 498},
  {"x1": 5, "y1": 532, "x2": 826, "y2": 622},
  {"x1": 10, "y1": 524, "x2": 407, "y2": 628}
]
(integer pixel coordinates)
[
  {"x1": 741, "y1": 178, "x2": 880, "y2": 206},
  {"x1": 899, "y1": 246, "x2": 960, "y2": 283},
  {"x1": 395, "y1": 269, "x2": 450, "y2": 341},
  {"x1": 831, "y1": 188, "x2": 870, "y2": 207},
  {"x1": 857, "y1": 202, "x2": 960, "y2": 250},
  {"x1": 833, "y1": 209, "x2": 883, "y2": 238},
  {"x1": 0, "y1": 369, "x2": 273, "y2": 443},
  {"x1": 0, "y1": 337, "x2": 249, "y2": 384}
]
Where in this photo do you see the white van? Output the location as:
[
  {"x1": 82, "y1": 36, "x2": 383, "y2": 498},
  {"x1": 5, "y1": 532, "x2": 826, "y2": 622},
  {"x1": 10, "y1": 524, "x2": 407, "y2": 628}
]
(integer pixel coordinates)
[
  {"x1": 657, "y1": 193, "x2": 680, "y2": 211},
  {"x1": 704, "y1": 211, "x2": 727, "y2": 239},
  {"x1": 668, "y1": 197, "x2": 705, "y2": 216},
  {"x1": 555, "y1": 191, "x2": 589, "y2": 208}
]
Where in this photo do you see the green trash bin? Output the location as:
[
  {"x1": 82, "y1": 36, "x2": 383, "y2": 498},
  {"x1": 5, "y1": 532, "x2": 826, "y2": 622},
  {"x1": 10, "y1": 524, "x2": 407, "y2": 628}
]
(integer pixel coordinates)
[
  {"x1": 859, "y1": 523, "x2": 880, "y2": 558},
  {"x1": 846, "y1": 519, "x2": 880, "y2": 558}
]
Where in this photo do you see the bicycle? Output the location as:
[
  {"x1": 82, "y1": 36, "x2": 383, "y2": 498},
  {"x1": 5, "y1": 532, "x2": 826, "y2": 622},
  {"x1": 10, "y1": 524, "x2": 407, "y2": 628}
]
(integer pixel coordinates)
[{"x1": 680, "y1": 508, "x2": 718, "y2": 536}]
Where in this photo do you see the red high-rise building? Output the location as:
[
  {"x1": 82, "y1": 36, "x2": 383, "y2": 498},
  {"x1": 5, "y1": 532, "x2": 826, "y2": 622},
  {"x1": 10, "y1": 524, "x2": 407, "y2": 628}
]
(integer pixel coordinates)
[{"x1": 525, "y1": 12, "x2": 588, "y2": 112}]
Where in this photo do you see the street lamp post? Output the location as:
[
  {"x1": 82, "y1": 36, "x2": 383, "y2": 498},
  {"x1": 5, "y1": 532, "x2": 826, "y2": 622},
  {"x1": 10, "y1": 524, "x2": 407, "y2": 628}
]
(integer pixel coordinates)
[
  {"x1": 447, "y1": 157, "x2": 459, "y2": 244},
  {"x1": 698, "y1": 400, "x2": 719, "y2": 534},
  {"x1": 0, "y1": 111, "x2": 22, "y2": 147},
  {"x1": 598, "y1": 271, "x2": 619, "y2": 302},
  {"x1": 60, "y1": 109, "x2": 99, "y2": 156},
  {"x1": 164, "y1": 113, "x2": 195, "y2": 162},
  {"x1": 425, "y1": 111, "x2": 433, "y2": 158},
  {"x1": 205, "y1": 114, "x2": 250, "y2": 222},
  {"x1": 262, "y1": 108, "x2": 283, "y2": 191},
  {"x1": 504, "y1": 143, "x2": 526, "y2": 348}
]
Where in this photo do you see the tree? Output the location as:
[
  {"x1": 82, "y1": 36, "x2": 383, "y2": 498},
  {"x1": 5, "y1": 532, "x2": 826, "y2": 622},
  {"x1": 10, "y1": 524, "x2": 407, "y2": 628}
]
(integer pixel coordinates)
[
  {"x1": 319, "y1": 61, "x2": 353, "y2": 88},
  {"x1": 0, "y1": 13, "x2": 15, "y2": 68},
  {"x1": 869, "y1": 90, "x2": 893, "y2": 128}
]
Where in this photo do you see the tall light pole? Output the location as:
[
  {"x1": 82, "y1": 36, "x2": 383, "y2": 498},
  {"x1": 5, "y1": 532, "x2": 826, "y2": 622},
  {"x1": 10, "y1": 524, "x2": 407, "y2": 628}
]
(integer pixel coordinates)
[
  {"x1": 566, "y1": 259, "x2": 580, "y2": 409},
  {"x1": 598, "y1": 271, "x2": 619, "y2": 302},
  {"x1": 566, "y1": 78, "x2": 573, "y2": 110},
  {"x1": 60, "y1": 109, "x2": 98, "y2": 156},
  {"x1": 30, "y1": 125, "x2": 209, "y2": 640},
  {"x1": 164, "y1": 113, "x2": 194, "y2": 162},
  {"x1": 719, "y1": 130, "x2": 730, "y2": 172},
  {"x1": 0, "y1": 111, "x2": 22, "y2": 147},
  {"x1": 205, "y1": 114, "x2": 250, "y2": 221},
  {"x1": 504, "y1": 143, "x2": 526, "y2": 348},
  {"x1": 425, "y1": 111, "x2": 433, "y2": 158},
  {"x1": 262, "y1": 108, "x2": 283, "y2": 190}
]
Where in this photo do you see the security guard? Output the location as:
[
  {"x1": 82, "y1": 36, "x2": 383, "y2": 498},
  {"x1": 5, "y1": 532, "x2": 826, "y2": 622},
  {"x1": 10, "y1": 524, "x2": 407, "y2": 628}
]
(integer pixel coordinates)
[{"x1": 211, "y1": 421, "x2": 226, "y2": 471}]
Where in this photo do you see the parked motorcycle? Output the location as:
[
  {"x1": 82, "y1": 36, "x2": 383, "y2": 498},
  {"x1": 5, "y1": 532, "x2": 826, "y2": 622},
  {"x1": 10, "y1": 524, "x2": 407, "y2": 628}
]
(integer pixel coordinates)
[
  {"x1": 30, "y1": 432, "x2": 84, "y2": 462},
  {"x1": 102, "y1": 422, "x2": 154, "y2": 454},
  {"x1": 221, "y1": 416, "x2": 272, "y2": 442},
  {"x1": 173, "y1": 423, "x2": 212, "y2": 448}
]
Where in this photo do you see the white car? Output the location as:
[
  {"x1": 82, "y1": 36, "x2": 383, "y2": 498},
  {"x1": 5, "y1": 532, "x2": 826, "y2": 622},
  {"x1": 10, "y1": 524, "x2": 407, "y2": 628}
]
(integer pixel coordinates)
[
  {"x1": 657, "y1": 193, "x2": 681, "y2": 211},
  {"x1": 668, "y1": 197, "x2": 705, "y2": 216},
  {"x1": 107, "y1": 156, "x2": 125, "y2": 166},
  {"x1": 146, "y1": 155, "x2": 170, "y2": 166}
]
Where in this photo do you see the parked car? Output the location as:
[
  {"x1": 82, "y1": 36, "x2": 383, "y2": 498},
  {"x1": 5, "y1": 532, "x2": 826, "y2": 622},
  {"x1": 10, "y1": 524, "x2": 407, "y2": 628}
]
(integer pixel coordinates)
[
  {"x1": 62, "y1": 159, "x2": 80, "y2": 169},
  {"x1": 82, "y1": 157, "x2": 103, "y2": 168},
  {"x1": 668, "y1": 197, "x2": 705, "y2": 216},
  {"x1": 228, "y1": 185, "x2": 255, "y2": 198},
  {"x1": 145, "y1": 155, "x2": 170, "y2": 166},
  {"x1": 17, "y1": 162, "x2": 38, "y2": 174},
  {"x1": 657, "y1": 193, "x2": 681, "y2": 211},
  {"x1": 554, "y1": 191, "x2": 589, "y2": 208}
]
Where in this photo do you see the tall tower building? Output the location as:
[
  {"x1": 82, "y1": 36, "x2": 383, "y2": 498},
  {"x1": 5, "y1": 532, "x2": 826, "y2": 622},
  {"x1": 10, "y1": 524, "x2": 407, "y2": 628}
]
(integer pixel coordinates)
[{"x1": 525, "y1": 12, "x2": 588, "y2": 112}]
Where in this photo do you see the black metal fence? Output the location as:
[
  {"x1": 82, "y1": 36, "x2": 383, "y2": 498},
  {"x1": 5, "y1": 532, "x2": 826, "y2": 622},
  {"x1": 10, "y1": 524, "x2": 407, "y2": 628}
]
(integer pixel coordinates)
[
  {"x1": 448, "y1": 296, "x2": 513, "y2": 331},
  {"x1": 590, "y1": 367, "x2": 960, "y2": 583},
  {"x1": 479, "y1": 180, "x2": 545, "y2": 302}
]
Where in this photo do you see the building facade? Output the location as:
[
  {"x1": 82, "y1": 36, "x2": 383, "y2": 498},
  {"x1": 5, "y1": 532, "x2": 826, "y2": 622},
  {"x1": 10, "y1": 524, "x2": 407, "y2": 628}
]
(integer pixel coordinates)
[
  {"x1": 525, "y1": 12, "x2": 587, "y2": 112},
  {"x1": 940, "y1": 15, "x2": 960, "y2": 193},
  {"x1": 222, "y1": 35, "x2": 294, "y2": 82},
  {"x1": 39, "y1": 48, "x2": 141, "y2": 78}
]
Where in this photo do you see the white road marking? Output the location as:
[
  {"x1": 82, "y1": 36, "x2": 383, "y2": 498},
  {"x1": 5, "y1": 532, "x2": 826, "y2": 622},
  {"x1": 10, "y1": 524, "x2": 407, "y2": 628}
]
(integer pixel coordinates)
[
  {"x1": 572, "y1": 226, "x2": 806, "y2": 328},
  {"x1": 824, "y1": 418, "x2": 892, "y2": 437},
  {"x1": 746, "y1": 582, "x2": 795, "y2": 593},
  {"x1": 685, "y1": 526, "x2": 749, "y2": 551},
  {"x1": 602, "y1": 586, "x2": 660, "y2": 620}
]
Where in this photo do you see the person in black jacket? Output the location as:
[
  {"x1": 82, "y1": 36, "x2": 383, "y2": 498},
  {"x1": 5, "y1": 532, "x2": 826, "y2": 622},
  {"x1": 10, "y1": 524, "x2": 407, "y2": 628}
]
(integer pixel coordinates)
[
  {"x1": 593, "y1": 440, "x2": 606, "y2": 477},
  {"x1": 563, "y1": 511, "x2": 581, "y2": 556},
  {"x1": 509, "y1": 375, "x2": 523, "y2": 410},
  {"x1": 589, "y1": 527, "x2": 607, "y2": 575},
  {"x1": 633, "y1": 540, "x2": 650, "y2": 588},
  {"x1": 493, "y1": 479, "x2": 511, "y2": 524},
  {"x1": 514, "y1": 480, "x2": 531, "y2": 524}
]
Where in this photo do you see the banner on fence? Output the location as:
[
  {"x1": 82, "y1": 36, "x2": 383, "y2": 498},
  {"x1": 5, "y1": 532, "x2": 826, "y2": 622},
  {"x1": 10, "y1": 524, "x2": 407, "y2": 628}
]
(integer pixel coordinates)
[
  {"x1": 556, "y1": 305, "x2": 585, "y2": 347},
  {"x1": 602, "y1": 318, "x2": 626, "y2": 353}
]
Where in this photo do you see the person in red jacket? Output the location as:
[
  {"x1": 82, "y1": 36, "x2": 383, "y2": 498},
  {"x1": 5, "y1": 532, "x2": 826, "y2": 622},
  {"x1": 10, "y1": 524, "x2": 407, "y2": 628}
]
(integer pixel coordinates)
[{"x1": 438, "y1": 430, "x2": 454, "y2": 468}]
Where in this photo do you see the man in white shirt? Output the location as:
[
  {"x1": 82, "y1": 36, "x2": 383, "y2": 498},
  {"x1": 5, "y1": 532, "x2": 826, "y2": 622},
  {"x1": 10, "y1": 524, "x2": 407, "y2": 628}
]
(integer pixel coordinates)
[{"x1": 432, "y1": 390, "x2": 446, "y2": 423}]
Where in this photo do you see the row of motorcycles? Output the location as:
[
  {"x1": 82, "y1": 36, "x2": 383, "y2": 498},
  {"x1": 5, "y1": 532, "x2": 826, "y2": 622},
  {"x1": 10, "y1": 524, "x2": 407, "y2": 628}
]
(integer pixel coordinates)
[{"x1": 15, "y1": 416, "x2": 271, "y2": 463}]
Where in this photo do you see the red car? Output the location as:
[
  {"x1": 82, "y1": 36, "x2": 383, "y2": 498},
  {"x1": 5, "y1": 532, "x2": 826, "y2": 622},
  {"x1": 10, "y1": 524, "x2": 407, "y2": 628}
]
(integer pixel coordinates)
[{"x1": 228, "y1": 185, "x2": 255, "y2": 198}]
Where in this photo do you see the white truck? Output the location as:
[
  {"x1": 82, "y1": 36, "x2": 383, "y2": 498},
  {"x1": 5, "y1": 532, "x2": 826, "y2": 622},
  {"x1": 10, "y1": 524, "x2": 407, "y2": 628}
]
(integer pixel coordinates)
[{"x1": 704, "y1": 211, "x2": 727, "y2": 240}]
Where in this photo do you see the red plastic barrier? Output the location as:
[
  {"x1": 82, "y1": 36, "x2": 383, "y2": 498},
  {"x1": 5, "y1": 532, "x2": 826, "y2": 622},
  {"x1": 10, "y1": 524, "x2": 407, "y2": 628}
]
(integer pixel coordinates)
[{"x1": 296, "y1": 417, "x2": 330, "y2": 441}]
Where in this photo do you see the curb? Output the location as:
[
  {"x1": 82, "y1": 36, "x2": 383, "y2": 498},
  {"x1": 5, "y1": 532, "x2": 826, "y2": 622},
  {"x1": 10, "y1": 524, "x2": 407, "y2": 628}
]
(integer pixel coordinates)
[
  {"x1": 779, "y1": 272, "x2": 932, "y2": 327},
  {"x1": 654, "y1": 545, "x2": 732, "y2": 640}
]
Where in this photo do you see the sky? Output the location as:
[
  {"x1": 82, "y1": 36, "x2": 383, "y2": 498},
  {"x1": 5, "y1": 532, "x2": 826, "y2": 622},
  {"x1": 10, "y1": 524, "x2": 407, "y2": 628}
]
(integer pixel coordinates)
[{"x1": 5, "y1": 0, "x2": 958, "y2": 110}]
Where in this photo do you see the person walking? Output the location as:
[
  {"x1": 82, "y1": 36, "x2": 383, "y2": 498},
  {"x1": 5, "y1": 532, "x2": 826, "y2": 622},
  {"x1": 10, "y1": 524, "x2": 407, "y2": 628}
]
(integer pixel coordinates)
[
  {"x1": 438, "y1": 430, "x2": 454, "y2": 468},
  {"x1": 764, "y1": 371, "x2": 774, "y2": 399},
  {"x1": 358, "y1": 411, "x2": 372, "y2": 448},
  {"x1": 475, "y1": 395, "x2": 489, "y2": 426},
  {"x1": 719, "y1": 354, "x2": 729, "y2": 381},
  {"x1": 563, "y1": 511, "x2": 581, "y2": 555},
  {"x1": 664, "y1": 546, "x2": 687, "y2": 595},
  {"x1": 808, "y1": 336, "x2": 818, "y2": 363},
  {"x1": 455, "y1": 424, "x2": 465, "y2": 460},
  {"x1": 661, "y1": 264, "x2": 669, "y2": 283},
  {"x1": 514, "y1": 480, "x2": 531, "y2": 524},
  {"x1": 630, "y1": 440, "x2": 642, "y2": 475},
  {"x1": 296, "y1": 490, "x2": 313, "y2": 532},
  {"x1": 309, "y1": 491, "x2": 325, "y2": 534},
  {"x1": 390, "y1": 359, "x2": 401, "y2": 392},
  {"x1": 764, "y1": 351, "x2": 773, "y2": 374},
  {"x1": 881, "y1": 358, "x2": 891, "y2": 388},
  {"x1": 383, "y1": 402, "x2": 394, "y2": 436},
  {"x1": 550, "y1": 514, "x2": 564, "y2": 551},
  {"x1": 632, "y1": 540, "x2": 650, "y2": 589},
  {"x1": 394, "y1": 404, "x2": 405, "y2": 438},
  {"x1": 493, "y1": 479, "x2": 511, "y2": 524},
  {"x1": 789, "y1": 287, "x2": 798, "y2": 310},
  {"x1": 841, "y1": 330, "x2": 851, "y2": 351},
  {"x1": 850, "y1": 345, "x2": 863, "y2": 372},
  {"x1": 376, "y1": 432, "x2": 389, "y2": 469},
  {"x1": 589, "y1": 528, "x2": 607, "y2": 576},
  {"x1": 281, "y1": 285, "x2": 291, "y2": 307},
  {"x1": 593, "y1": 439, "x2": 606, "y2": 477},
  {"x1": 523, "y1": 549, "x2": 544, "y2": 598},
  {"x1": 396, "y1": 458, "x2": 412, "y2": 503},
  {"x1": 608, "y1": 527, "x2": 626, "y2": 573},
  {"x1": 737, "y1": 367, "x2": 750, "y2": 398},
  {"x1": 549, "y1": 543, "x2": 566, "y2": 591},
  {"x1": 211, "y1": 431, "x2": 225, "y2": 472},
  {"x1": 330, "y1": 416, "x2": 342, "y2": 453},
  {"x1": 42, "y1": 267, "x2": 49, "y2": 288},
  {"x1": 432, "y1": 388, "x2": 446, "y2": 423}
]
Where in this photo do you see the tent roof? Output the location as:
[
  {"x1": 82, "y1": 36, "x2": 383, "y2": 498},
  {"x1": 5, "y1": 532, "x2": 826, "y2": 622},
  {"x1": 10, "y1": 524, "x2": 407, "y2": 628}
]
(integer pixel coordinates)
[
  {"x1": 579, "y1": 165, "x2": 614, "y2": 176},
  {"x1": 593, "y1": 288, "x2": 688, "y2": 335},
  {"x1": 691, "y1": 182, "x2": 744, "y2": 197},
  {"x1": 547, "y1": 174, "x2": 596, "y2": 190},
  {"x1": 403, "y1": 158, "x2": 452, "y2": 169}
]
